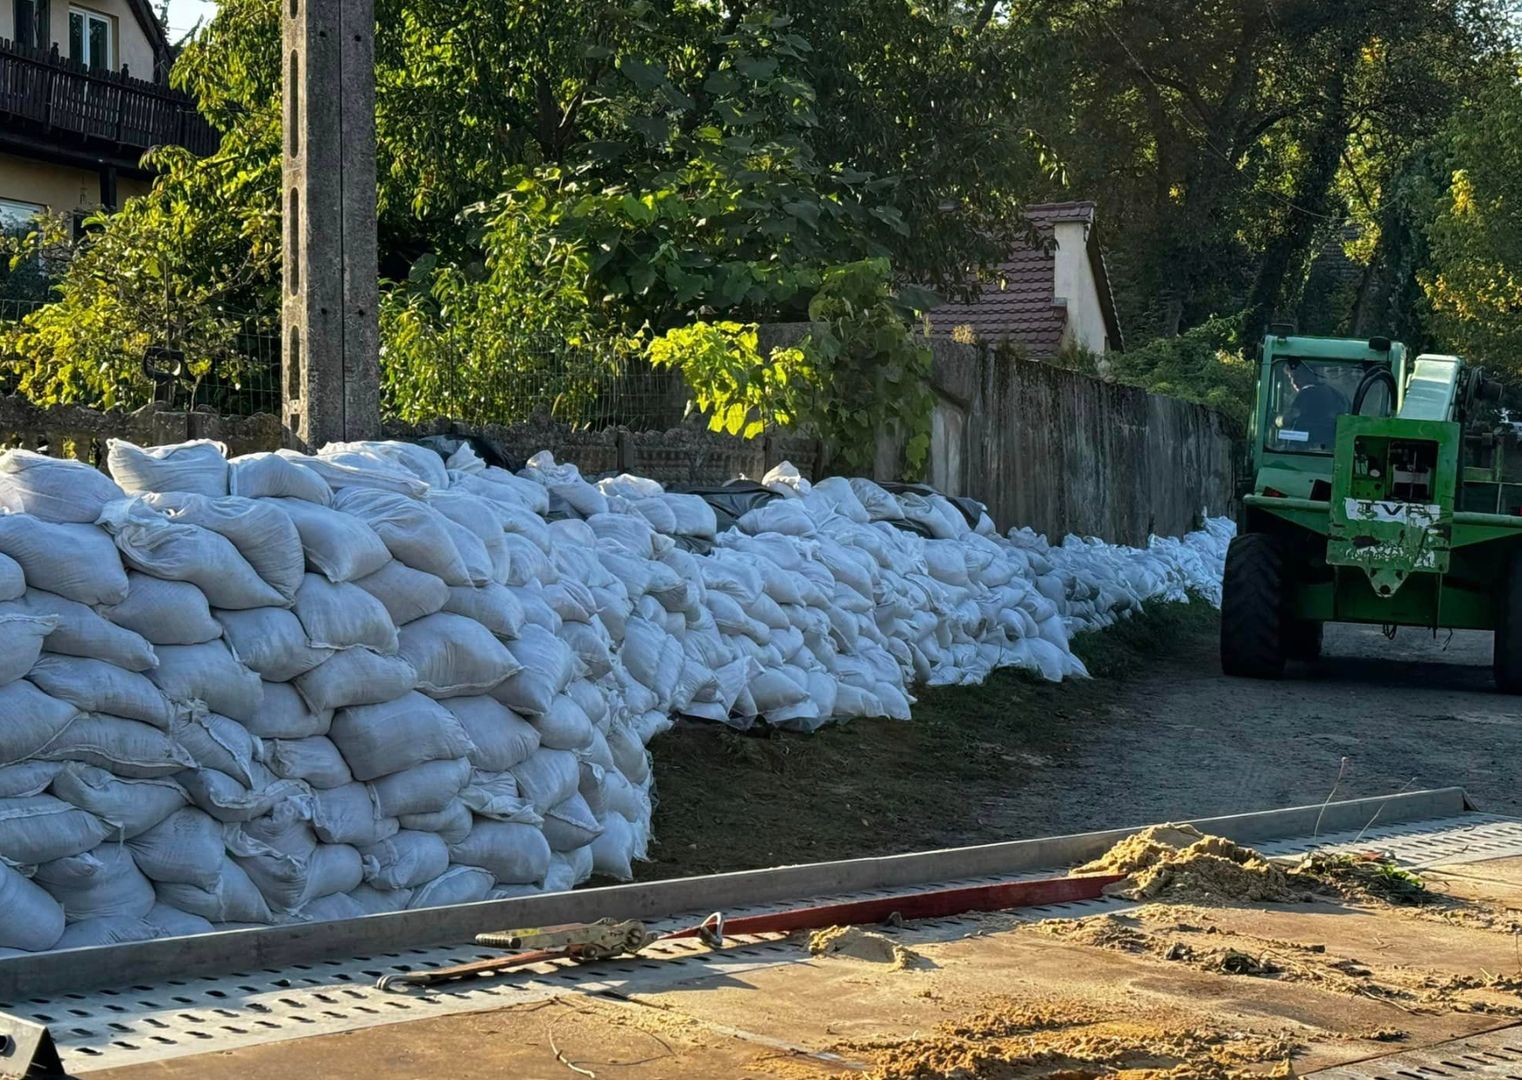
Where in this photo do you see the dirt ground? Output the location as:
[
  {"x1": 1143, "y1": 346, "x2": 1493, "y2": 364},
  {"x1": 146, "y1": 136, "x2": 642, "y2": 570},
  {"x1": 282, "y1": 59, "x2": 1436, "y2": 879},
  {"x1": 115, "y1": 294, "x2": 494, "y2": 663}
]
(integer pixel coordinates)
[{"x1": 644, "y1": 606, "x2": 1519, "y2": 880}]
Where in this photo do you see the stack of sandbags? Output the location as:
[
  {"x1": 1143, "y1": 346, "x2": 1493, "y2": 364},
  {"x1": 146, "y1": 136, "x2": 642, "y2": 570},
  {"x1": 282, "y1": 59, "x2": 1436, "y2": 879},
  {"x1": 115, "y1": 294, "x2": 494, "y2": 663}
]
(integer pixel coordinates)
[{"x1": 0, "y1": 434, "x2": 1232, "y2": 955}]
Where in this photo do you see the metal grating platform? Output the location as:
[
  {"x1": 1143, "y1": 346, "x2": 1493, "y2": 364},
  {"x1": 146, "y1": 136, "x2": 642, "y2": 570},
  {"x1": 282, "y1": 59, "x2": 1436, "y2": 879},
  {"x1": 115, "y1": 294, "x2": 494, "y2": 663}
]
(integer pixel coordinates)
[
  {"x1": 2, "y1": 881, "x2": 1130, "y2": 1072},
  {"x1": 5, "y1": 797, "x2": 1520, "y2": 1074},
  {"x1": 1309, "y1": 1025, "x2": 1522, "y2": 1080}
]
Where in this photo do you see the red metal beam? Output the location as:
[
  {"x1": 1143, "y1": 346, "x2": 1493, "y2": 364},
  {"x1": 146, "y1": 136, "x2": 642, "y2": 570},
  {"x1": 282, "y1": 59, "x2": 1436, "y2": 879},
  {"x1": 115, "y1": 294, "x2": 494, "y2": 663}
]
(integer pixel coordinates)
[{"x1": 661, "y1": 873, "x2": 1125, "y2": 942}]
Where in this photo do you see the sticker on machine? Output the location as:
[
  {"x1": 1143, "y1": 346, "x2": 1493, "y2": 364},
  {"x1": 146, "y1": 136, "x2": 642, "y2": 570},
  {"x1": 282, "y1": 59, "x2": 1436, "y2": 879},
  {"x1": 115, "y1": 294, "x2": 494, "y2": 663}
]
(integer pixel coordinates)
[
  {"x1": 1344, "y1": 498, "x2": 1443, "y2": 524},
  {"x1": 1278, "y1": 429, "x2": 1310, "y2": 442}
]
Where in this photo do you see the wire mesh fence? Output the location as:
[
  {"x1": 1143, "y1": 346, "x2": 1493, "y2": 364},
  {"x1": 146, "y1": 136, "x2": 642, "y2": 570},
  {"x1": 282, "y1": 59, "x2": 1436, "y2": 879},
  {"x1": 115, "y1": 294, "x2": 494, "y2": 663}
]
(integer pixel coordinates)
[
  {"x1": 379, "y1": 330, "x2": 692, "y2": 431},
  {"x1": 0, "y1": 297, "x2": 282, "y2": 416}
]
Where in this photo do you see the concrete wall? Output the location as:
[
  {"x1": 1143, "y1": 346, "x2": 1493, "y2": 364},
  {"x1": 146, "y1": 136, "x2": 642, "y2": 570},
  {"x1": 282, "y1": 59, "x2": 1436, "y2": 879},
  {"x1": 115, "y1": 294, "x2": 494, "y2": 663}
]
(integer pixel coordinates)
[{"x1": 915, "y1": 338, "x2": 1240, "y2": 544}]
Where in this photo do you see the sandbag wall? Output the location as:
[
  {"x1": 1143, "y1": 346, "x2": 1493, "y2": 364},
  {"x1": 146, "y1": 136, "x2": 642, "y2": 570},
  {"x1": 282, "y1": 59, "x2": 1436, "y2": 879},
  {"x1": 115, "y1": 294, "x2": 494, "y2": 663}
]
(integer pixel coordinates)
[{"x1": 0, "y1": 438, "x2": 1231, "y2": 955}]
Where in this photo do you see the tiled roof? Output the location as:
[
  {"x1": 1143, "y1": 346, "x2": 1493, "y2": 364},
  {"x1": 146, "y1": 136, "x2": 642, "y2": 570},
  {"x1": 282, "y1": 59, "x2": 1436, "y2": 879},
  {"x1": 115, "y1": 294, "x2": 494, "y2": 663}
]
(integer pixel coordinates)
[{"x1": 928, "y1": 201, "x2": 1121, "y2": 356}]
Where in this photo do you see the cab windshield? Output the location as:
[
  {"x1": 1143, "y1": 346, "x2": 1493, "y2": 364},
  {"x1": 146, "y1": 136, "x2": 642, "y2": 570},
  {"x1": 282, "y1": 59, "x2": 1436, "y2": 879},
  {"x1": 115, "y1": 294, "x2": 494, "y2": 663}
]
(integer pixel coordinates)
[{"x1": 1266, "y1": 358, "x2": 1374, "y2": 455}]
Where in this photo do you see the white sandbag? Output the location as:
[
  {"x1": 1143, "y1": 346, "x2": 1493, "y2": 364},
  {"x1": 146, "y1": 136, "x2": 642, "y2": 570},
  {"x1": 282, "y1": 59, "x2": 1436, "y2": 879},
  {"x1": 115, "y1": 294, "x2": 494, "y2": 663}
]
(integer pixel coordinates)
[
  {"x1": 150, "y1": 642, "x2": 263, "y2": 722},
  {"x1": 266, "y1": 736, "x2": 352, "y2": 789},
  {"x1": 508, "y1": 748, "x2": 580, "y2": 813},
  {"x1": 228, "y1": 452, "x2": 331, "y2": 504},
  {"x1": 263, "y1": 497, "x2": 392, "y2": 583},
  {"x1": 291, "y1": 448, "x2": 430, "y2": 498},
  {"x1": 0, "y1": 862, "x2": 66, "y2": 950},
  {"x1": 459, "y1": 466, "x2": 552, "y2": 515},
  {"x1": 0, "y1": 516, "x2": 128, "y2": 605},
  {"x1": 449, "y1": 820, "x2": 551, "y2": 885},
  {"x1": 36, "y1": 844, "x2": 155, "y2": 921},
  {"x1": 541, "y1": 793, "x2": 603, "y2": 852},
  {"x1": 0, "y1": 761, "x2": 62, "y2": 798},
  {"x1": 399, "y1": 799, "x2": 473, "y2": 845},
  {"x1": 0, "y1": 450, "x2": 124, "y2": 523},
  {"x1": 367, "y1": 757, "x2": 471, "y2": 818},
  {"x1": 0, "y1": 794, "x2": 111, "y2": 864},
  {"x1": 331, "y1": 488, "x2": 471, "y2": 584},
  {"x1": 589, "y1": 812, "x2": 636, "y2": 880},
  {"x1": 35, "y1": 715, "x2": 195, "y2": 779},
  {"x1": 535, "y1": 694, "x2": 594, "y2": 752},
  {"x1": 0, "y1": 551, "x2": 21, "y2": 601},
  {"x1": 397, "y1": 612, "x2": 521, "y2": 697},
  {"x1": 142, "y1": 493, "x2": 305, "y2": 601},
  {"x1": 230, "y1": 836, "x2": 364, "y2": 913},
  {"x1": 309, "y1": 783, "x2": 398, "y2": 846},
  {"x1": 3, "y1": 589, "x2": 155, "y2": 670},
  {"x1": 245, "y1": 681, "x2": 333, "y2": 739},
  {"x1": 292, "y1": 574, "x2": 398, "y2": 653},
  {"x1": 442, "y1": 584, "x2": 525, "y2": 640},
  {"x1": 0, "y1": 679, "x2": 78, "y2": 769},
  {"x1": 98, "y1": 498, "x2": 287, "y2": 609},
  {"x1": 26, "y1": 655, "x2": 174, "y2": 728},
  {"x1": 606, "y1": 726, "x2": 650, "y2": 785},
  {"x1": 566, "y1": 678, "x2": 611, "y2": 732},
  {"x1": 347, "y1": 883, "x2": 413, "y2": 914},
  {"x1": 443, "y1": 696, "x2": 540, "y2": 772},
  {"x1": 458, "y1": 770, "x2": 540, "y2": 824},
  {"x1": 144, "y1": 903, "x2": 215, "y2": 938},
  {"x1": 494, "y1": 625, "x2": 577, "y2": 715},
  {"x1": 361, "y1": 830, "x2": 450, "y2": 890},
  {"x1": 291, "y1": 891, "x2": 368, "y2": 923},
  {"x1": 172, "y1": 710, "x2": 258, "y2": 782},
  {"x1": 55, "y1": 915, "x2": 160, "y2": 948},
  {"x1": 107, "y1": 438, "x2": 229, "y2": 496},
  {"x1": 738, "y1": 500, "x2": 817, "y2": 537},
  {"x1": 49, "y1": 764, "x2": 186, "y2": 840},
  {"x1": 406, "y1": 864, "x2": 493, "y2": 909},
  {"x1": 329, "y1": 692, "x2": 474, "y2": 781},
  {"x1": 423, "y1": 496, "x2": 495, "y2": 587},
  {"x1": 324, "y1": 440, "x2": 448, "y2": 488},
  {"x1": 99, "y1": 572, "x2": 221, "y2": 645},
  {"x1": 0, "y1": 612, "x2": 54, "y2": 685},
  {"x1": 156, "y1": 857, "x2": 273, "y2": 923},
  {"x1": 354, "y1": 561, "x2": 449, "y2": 626},
  {"x1": 293, "y1": 648, "x2": 417, "y2": 713},
  {"x1": 127, "y1": 807, "x2": 224, "y2": 887},
  {"x1": 217, "y1": 606, "x2": 333, "y2": 681},
  {"x1": 179, "y1": 766, "x2": 305, "y2": 823}
]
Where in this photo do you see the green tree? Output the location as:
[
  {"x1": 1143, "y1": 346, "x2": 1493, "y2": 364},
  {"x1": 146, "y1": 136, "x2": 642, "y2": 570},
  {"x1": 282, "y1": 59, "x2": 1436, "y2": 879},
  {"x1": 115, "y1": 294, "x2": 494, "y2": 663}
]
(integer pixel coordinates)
[{"x1": 1421, "y1": 66, "x2": 1522, "y2": 371}]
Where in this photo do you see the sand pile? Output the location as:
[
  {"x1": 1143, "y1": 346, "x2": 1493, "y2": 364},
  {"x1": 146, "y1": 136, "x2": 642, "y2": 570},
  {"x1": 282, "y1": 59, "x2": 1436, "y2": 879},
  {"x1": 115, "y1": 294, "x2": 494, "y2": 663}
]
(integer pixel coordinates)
[
  {"x1": 837, "y1": 997, "x2": 1294, "y2": 1080},
  {"x1": 1074, "y1": 826, "x2": 1313, "y2": 904},
  {"x1": 809, "y1": 925, "x2": 926, "y2": 970}
]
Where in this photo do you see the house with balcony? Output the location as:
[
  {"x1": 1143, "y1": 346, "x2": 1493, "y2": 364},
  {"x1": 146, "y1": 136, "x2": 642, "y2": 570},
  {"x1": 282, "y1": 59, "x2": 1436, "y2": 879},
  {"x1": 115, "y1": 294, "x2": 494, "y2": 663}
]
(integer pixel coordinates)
[{"x1": 0, "y1": 0, "x2": 215, "y2": 232}]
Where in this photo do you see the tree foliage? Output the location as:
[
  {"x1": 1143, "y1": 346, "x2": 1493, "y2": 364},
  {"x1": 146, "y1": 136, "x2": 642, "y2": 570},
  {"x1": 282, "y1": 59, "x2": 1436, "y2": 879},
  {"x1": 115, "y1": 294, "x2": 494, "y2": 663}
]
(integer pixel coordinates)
[
  {"x1": 1421, "y1": 66, "x2": 1522, "y2": 370},
  {"x1": 650, "y1": 258, "x2": 935, "y2": 476}
]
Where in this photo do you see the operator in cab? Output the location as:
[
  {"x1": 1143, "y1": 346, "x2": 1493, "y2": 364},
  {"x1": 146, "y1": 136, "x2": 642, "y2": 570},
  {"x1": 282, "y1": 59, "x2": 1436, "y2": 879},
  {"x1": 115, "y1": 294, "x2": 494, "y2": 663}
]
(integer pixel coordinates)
[{"x1": 1283, "y1": 361, "x2": 1349, "y2": 449}]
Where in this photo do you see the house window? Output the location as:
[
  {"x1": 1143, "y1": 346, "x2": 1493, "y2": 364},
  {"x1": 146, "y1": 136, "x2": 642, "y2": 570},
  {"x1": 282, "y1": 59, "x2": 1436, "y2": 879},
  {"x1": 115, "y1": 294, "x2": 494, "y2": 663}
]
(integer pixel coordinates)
[
  {"x1": 68, "y1": 6, "x2": 113, "y2": 71},
  {"x1": 13, "y1": 0, "x2": 49, "y2": 48},
  {"x1": 0, "y1": 197, "x2": 45, "y2": 232}
]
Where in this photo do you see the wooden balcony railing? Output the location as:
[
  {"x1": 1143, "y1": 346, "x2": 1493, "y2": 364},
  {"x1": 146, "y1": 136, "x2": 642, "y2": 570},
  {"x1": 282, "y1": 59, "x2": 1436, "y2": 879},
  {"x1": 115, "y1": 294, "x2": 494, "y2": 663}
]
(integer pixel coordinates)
[{"x1": 0, "y1": 38, "x2": 217, "y2": 160}]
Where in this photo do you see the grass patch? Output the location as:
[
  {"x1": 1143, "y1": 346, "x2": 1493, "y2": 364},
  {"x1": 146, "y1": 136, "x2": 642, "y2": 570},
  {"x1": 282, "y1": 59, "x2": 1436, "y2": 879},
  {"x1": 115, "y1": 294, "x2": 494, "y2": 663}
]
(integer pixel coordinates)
[{"x1": 640, "y1": 598, "x2": 1219, "y2": 880}]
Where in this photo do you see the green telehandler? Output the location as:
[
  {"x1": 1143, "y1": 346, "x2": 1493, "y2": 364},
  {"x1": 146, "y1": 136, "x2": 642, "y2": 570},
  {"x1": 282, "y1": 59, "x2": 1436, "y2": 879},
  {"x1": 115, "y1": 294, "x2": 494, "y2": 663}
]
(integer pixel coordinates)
[{"x1": 1221, "y1": 331, "x2": 1522, "y2": 690}]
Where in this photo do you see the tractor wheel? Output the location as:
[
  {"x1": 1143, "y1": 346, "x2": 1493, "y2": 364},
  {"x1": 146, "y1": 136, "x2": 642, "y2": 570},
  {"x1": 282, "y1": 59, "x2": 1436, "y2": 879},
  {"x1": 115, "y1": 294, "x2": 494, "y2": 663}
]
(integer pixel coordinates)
[
  {"x1": 1220, "y1": 533, "x2": 1287, "y2": 679},
  {"x1": 1284, "y1": 619, "x2": 1324, "y2": 662},
  {"x1": 1494, "y1": 548, "x2": 1522, "y2": 693}
]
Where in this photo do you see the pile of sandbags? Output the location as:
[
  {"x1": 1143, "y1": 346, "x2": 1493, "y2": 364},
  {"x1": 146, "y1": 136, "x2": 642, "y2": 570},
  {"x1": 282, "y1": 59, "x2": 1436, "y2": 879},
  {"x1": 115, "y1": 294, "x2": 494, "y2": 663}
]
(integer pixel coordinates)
[{"x1": 0, "y1": 438, "x2": 1231, "y2": 954}]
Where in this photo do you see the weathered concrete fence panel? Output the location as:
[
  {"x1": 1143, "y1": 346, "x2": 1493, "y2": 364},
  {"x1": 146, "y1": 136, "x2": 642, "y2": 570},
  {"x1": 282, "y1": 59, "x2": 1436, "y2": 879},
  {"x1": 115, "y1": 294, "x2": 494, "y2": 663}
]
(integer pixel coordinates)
[{"x1": 923, "y1": 339, "x2": 1239, "y2": 544}]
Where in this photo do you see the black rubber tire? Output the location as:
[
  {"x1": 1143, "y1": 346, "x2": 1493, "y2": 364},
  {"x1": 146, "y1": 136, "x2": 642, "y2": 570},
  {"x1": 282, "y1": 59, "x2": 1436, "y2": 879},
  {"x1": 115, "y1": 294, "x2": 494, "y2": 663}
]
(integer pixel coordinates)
[
  {"x1": 1285, "y1": 619, "x2": 1324, "y2": 662},
  {"x1": 1494, "y1": 548, "x2": 1522, "y2": 693},
  {"x1": 1221, "y1": 533, "x2": 1287, "y2": 679}
]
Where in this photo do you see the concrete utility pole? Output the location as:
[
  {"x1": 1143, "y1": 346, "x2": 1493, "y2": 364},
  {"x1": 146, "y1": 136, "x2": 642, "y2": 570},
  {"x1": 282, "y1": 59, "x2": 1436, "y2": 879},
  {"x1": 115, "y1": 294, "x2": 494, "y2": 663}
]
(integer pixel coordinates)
[{"x1": 281, "y1": 0, "x2": 380, "y2": 447}]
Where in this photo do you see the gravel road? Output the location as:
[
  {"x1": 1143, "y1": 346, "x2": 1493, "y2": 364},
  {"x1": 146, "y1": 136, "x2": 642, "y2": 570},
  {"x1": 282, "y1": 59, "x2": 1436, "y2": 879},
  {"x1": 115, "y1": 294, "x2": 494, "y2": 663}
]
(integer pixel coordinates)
[{"x1": 979, "y1": 623, "x2": 1519, "y2": 837}]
